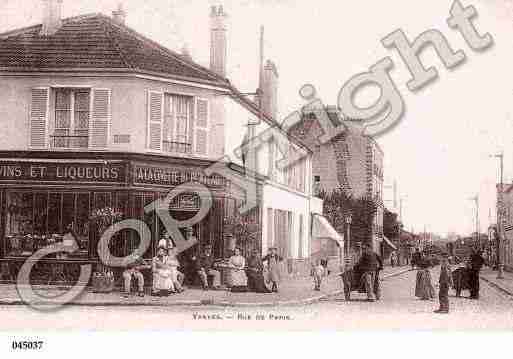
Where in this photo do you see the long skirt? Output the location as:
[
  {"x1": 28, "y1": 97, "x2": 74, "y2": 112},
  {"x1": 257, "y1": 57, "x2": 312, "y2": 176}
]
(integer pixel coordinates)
[
  {"x1": 246, "y1": 270, "x2": 271, "y2": 293},
  {"x1": 231, "y1": 269, "x2": 248, "y2": 287},
  {"x1": 153, "y1": 269, "x2": 174, "y2": 291},
  {"x1": 415, "y1": 269, "x2": 435, "y2": 299}
]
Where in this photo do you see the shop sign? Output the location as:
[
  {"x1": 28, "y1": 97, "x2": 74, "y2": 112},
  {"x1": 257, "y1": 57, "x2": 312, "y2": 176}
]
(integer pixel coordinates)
[
  {"x1": 134, "y1": 165, "x2": 226, "y2": 188},
  {"x1": 0, "y1": 161, "x2": 126, "y2": 183}
]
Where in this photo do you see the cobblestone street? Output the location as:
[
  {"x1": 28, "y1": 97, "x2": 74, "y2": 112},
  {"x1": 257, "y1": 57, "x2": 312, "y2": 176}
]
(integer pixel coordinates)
[{"x1": 1, "y1": 268, "x2": 512, "y2": 330}]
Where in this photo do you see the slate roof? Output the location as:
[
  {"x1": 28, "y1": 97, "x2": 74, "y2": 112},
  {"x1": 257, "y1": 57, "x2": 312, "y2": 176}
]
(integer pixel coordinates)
[{"x1": 0, "y1": 13, "x2": 229, "y2": 87}]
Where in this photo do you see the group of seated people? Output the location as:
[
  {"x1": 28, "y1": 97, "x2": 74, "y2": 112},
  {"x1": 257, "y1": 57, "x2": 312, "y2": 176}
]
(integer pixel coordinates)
[{"x1": 121, "y1": 238, "x2": 283, "y2": 297}]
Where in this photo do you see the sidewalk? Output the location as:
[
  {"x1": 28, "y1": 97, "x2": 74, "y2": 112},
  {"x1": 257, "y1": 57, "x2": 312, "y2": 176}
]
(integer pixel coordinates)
[
  {"x1": 0, "y1": 266, "x2": 412, "y2": 307},
  {"x1": 480, "y1": 267, "x2": 513, "y2": 297}
]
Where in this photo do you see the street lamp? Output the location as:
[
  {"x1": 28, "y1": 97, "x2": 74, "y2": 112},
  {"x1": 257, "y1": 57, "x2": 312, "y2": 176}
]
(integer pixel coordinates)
[{"x1": 491, "y1": 152, "x2": 505, "y2": 279}]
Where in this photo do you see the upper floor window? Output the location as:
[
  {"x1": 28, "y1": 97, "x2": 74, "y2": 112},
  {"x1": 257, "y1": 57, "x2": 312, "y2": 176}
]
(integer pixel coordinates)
[
  {"x1": 163, "y1": 94, "x2": 193, "y2": 154},
  {"x1": 29, "y1": 87, "x2": 110, "y2": 150},
  {"x1": 147, "y1": 91, "x2": 209, "y2": 157},
  {"x1": 52, "y1": 89, "x2": 90, "y2": 149}
]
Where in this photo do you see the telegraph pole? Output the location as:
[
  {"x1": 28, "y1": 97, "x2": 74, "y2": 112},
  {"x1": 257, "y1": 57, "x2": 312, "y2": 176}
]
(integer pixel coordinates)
[{"x1": 468, "y1": 195, "x2": 479, "y2": 247}]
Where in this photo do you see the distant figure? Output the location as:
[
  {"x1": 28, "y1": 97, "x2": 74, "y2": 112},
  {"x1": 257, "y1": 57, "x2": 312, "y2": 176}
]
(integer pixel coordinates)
[
  {"x1": 412, "y1": 248, "x2": 422, "y2": 269},
  {"x1": 390, "y1": 251, "x2": 397, "y2": 267},
  {"x1": 415, "y1": 259, "x2": 435, "y2": 300},
  {"x1": 434, "y1": 254, "x2": 453, "y2": 314},
  {"x1": 312, "y1": 259, "x2": 327, "y2": 291},
  {"x1": 469, "y1": 247, "x2": 485, "y2": 299},
  {"x1": 262, "y1": 247, "x2": 283, "y2": 293}
]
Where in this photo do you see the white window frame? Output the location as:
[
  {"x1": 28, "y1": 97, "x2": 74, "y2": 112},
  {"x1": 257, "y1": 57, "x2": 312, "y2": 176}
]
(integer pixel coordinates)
[{"x1": 52, "y1": 87, "x2": 91, "y2": 149}]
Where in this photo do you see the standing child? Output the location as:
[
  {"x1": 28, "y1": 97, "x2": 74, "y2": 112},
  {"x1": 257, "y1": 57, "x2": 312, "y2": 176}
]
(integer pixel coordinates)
[
  {"x1": 312, "y1": 259, "x2": 326, "y2": 291},
  {"x1": 434, "y1": 254, "x2": 453, "y2": 314}
]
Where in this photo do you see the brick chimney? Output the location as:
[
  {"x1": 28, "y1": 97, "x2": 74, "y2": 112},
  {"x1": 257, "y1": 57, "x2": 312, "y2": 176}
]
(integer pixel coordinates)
[
  {"x1": 112, "y1": 3, "x2": 126, "y2": 25},
  {"x1": 261, "y1": 60, "x2": 279, "y2": 120},
  {"x1": 210, "y1": 5, "x2": 228, "y2": 77},
  {"x1": 41, "y1": 0, "x2": 63, "y2": 36}
]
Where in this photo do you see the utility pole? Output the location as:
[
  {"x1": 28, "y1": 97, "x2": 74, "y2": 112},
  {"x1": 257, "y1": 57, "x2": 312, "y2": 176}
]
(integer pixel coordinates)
[{"x1": 492, "y1": 152, "x2": 504, "y2": 279}]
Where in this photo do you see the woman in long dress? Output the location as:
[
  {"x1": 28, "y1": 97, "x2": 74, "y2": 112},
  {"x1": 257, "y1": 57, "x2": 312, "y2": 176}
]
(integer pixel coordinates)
[
  {"x1": 246, "y1": 249, "x2": 272, "y2": 293},
  {"x1": 262, "y1": 247, "x2": 283, "y2": 293},
  {"x1": 167, "y1": 248, "x2": 184, "y2": 293},
  {"x1": 415, "y1": 258, "x2": 435, "y2": 300},
  {"x1": 229, "y1": 247, "x2": 248, "y2": 292},
  {"x1": 152, "y1": 247, "x2": 175, "y2": 296}
]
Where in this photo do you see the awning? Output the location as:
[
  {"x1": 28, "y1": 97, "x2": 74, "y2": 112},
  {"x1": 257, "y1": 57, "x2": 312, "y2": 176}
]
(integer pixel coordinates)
[
  {"x1": 311, "y1": 214, "x2": 344, "y2": 248},
  {"x1": 383, "y1": 236, "x2": 397, "y2": 250}
]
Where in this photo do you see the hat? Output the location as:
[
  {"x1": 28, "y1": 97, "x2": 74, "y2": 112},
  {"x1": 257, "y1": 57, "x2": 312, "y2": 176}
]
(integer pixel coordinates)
[{"x1": 158, "y1": 238, "x2": 174, "y2": 249}]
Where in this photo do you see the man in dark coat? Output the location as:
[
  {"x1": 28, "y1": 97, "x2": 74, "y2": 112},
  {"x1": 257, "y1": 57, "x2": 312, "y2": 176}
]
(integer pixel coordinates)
[
  {"x1": 357, "y1": 244, "x2": 382, "y2": 301},
  {"x1": 469, "y1": 247, "x2": 485, "y2": 299}
]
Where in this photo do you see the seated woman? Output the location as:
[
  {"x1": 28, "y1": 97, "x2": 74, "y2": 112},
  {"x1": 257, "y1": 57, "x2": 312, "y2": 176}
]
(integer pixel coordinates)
[
  {"x1": 167, "y1": 247, "x2": 184, "y2": 293},
  {"x1": 246, "y1": 249, "x2": 271, "y2": 293},
  {"x1": 229, "y1": 247, "x2": 248, "y2": 292},
  {"x1": 152, "y1": 246, "x2": 175, "y2": 296}
]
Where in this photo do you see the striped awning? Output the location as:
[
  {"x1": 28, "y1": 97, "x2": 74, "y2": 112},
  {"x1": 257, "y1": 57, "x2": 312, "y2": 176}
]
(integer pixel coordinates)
[
  {"x1": 311, "y1": 214, "x2": 344, "y2": 248},
  {"x1": 383, "y1": 236, "x2": 397, "y2": 250}
]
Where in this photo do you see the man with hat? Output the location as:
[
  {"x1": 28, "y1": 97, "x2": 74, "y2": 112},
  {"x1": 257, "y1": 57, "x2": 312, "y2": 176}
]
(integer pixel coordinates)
[
  {"x1": 469, "y1": 246, "x2": 485, "y2": 299},
  {"x1": 434, "y1": 253, "x2": 453, "y2": 314},
  {"x1": 195, "y1": 245, "x2": 221, "y2": 290}
]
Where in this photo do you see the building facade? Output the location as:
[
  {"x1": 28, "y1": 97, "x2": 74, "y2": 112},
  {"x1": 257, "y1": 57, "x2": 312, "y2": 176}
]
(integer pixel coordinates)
[
  {"x1": 496, "y1": 183, "x2": 513, "y2": 271},
  {"x1": 288, "y1": 107, "x2": 385, "y2": 258},
  {"x1": 0, "y1": 2, "x2": 335, "y2": 283}
]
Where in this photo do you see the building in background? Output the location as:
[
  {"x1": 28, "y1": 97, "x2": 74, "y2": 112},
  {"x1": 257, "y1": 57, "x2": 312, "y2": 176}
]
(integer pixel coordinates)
[
  {"x1": 496, "y1": 183, "x2": 513, "y2": 271},
  {"x1": 288, "y1": 106, "x2": 386, "y2": 259}
]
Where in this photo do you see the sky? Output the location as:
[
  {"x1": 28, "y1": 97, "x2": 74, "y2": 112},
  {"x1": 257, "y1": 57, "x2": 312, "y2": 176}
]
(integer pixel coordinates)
[{"x1": 1, "y1": 0, "x2": 512, "y2": 237}]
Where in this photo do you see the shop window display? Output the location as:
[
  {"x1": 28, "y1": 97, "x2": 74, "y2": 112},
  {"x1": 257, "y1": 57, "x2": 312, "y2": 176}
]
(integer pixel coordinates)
[{"x1": 5, "y1": 191, "x2": 91, "y2": 258}]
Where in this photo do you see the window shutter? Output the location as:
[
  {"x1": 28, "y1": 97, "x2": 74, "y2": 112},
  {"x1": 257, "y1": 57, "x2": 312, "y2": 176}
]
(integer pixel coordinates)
[
  {"x1": 147, "y1": 91, "x2": 164, "y2": 151},
  {"x1": 29, "y1": 88, "x2": 49, "y2": 148},
  {"x1": 90, "y1": 88, "x2": 110, "y2": 148},
  {"x1": 163, "y1": 95, "x2": 174, "y2": 143},
  {"x1": 194, "y1": 98, "x2": 209, "y2": 156}
]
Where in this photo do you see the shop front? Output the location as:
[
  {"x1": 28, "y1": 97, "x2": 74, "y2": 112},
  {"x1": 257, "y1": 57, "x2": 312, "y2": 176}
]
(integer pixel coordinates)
[{"x1": 0, "y1": 152, "x2": 262, "y2": 286}]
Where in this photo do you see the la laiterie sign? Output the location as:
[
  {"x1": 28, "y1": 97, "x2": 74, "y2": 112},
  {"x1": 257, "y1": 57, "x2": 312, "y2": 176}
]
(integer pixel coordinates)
[{"x1": 0, "y1": 161, "x2": 126, "y2": 183}]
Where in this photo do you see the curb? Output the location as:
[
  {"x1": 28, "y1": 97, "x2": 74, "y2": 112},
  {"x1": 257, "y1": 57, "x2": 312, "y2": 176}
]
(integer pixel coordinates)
[
  {"x1": 0, "y1": 268, "x2": 413, "y2": 308},
  {"x1": 480, "y1": 275, "x2": 513, "y2": 298}
]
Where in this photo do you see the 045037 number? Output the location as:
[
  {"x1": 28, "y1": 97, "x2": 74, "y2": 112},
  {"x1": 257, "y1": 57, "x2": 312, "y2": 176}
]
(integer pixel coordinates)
[{"x1": 12, "y1": 341, "x2": 43, "y2": 350}]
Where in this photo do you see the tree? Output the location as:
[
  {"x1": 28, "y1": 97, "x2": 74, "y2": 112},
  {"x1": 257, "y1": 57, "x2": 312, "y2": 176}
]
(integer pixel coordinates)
[{"x1": 318, "y1": 188, "x2": 378, "y2": 249}]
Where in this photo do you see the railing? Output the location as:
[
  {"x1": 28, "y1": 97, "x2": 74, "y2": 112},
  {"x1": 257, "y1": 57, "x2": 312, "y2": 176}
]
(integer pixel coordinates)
[
  {"x1": 163, "y1": 140, "x2": 192, "y2": 154},
  {"x1": 50, "y1": 135, "x2": 89, "y2": 149}
]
